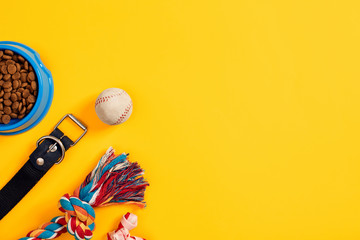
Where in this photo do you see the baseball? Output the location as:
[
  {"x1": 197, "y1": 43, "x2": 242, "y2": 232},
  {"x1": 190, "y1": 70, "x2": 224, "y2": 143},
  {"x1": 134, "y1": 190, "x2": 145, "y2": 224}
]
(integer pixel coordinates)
[{"x1": 95, "y1": 88, "x2": 133, "y2": 125}]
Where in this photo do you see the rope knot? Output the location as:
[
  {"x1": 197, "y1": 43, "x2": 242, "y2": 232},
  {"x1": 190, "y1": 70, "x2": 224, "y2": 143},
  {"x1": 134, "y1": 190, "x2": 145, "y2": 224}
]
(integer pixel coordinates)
[
  {"x1": 107, "y1": 213, "x2": 145, "y2": 240},
  {"x1": 59, "y1": 194, "x2": 96, "y2": 240}
]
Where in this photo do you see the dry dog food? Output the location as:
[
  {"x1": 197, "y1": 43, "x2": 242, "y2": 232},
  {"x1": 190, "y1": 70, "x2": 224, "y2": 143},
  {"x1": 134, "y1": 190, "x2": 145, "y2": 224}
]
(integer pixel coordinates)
[{"x1": 0, "y1": 50, "x2": 38, "y2": 124}]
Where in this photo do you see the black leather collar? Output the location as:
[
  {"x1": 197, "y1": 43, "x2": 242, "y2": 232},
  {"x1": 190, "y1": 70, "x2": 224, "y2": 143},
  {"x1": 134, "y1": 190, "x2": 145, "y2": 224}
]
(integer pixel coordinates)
[{"x1": 0, "y1": 114, "x2": 87, "y2": 220}]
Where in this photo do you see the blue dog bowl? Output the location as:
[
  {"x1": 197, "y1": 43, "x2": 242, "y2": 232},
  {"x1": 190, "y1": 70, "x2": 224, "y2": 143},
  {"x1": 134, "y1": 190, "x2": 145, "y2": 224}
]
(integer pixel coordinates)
[{"x1": 0, "y1": 41, "x2": 53, "y2": 135}]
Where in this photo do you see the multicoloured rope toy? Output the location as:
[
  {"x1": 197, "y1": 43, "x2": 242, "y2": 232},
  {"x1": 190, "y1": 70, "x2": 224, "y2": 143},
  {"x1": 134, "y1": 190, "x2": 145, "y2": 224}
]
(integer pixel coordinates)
[{"x1": 19, "y1": 147, "x2": 149, "y2": 240}]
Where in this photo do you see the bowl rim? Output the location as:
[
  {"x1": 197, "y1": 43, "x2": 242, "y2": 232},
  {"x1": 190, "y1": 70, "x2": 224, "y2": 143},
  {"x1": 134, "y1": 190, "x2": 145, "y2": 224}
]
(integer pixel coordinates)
[{"x1": 0, "y1": 43, "x2": 44, "y2": 131}]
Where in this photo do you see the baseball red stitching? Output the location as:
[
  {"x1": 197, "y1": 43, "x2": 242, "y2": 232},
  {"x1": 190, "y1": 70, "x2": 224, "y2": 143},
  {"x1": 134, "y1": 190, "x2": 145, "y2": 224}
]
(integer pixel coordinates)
[
  {"x1": 112, "y1": 103, "x2": 132, "y2": 125},
  {"x1": 95, "y1": 90, "x2": 125, "y2": 107}
]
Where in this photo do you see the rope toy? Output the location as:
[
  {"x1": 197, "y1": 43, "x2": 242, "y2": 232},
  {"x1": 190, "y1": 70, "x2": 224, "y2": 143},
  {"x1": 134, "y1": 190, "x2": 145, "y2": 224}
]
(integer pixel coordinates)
[
  {"x1": 107, "y1": 213, "x2": 145, "y2": 240},
  {"x1": 20, "y1": 216, "x2": 67, "y2": 239},
  {"x1": 20, "y1": 147, "x2": 149, "y2": 240},
  {"x1": 59, "y1": 194, "x2": 95, "y2": 240}
]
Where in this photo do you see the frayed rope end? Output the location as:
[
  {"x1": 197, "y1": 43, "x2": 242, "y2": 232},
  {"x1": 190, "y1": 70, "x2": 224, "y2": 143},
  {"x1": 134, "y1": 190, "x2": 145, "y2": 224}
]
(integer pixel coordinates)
[{"x1": 74, "y1": 147, "x2": 149, "y2": 208}]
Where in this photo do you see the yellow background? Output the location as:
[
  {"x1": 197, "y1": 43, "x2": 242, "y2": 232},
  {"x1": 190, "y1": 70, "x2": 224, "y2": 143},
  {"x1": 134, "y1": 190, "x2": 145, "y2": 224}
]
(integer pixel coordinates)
[{"x1": 0, "y1": 0, "x2": 360, "y2": 239}]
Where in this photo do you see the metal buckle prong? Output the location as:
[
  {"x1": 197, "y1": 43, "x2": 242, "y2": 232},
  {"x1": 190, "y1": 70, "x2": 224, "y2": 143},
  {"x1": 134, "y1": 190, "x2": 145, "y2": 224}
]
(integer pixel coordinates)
[
  {"x1": 36, "y1": 135, "x2": 66, "y2": 164},
  {"x1": 36, "y1": 114, "x2": 87, "y2": 164}
]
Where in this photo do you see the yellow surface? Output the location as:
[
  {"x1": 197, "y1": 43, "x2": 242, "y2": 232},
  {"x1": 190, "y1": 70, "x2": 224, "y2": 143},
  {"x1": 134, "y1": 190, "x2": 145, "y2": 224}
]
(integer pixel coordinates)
[{"x1": 1, "y1": 0, "x2": 360, "y2": 239}]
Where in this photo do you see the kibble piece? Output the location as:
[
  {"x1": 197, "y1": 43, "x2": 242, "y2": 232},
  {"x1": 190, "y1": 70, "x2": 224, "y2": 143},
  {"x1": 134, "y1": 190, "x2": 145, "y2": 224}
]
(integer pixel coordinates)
[
  {"x1": 4, "y1": 106, "x2": 11, "y2": 114},
  {"x1": 2, "y1": 92, "x2": 9, "y2": 99},
  {"x1": 17, "y1": 55, "x2": 25, "y2": 62},
  {"x1": 6, "y1": 60, "x2": 15, "y2": 65},
  {"x1": 15, "y1": 63, "x2": 20, "y2": 71},
  {"x1": 3, "y1": 81, "x2": 11, "y2": 89},
  {"x1": 22, "y1": 89, "x2": 30, "y2": 98},
  {"x1": 30, "y1": 81, "x2": 37, "y2": 90},
  {"x1": 2, "y1": 115, "x2": 10, "y2": 124},
  {"x1": 11, "y1": 101, "x2": 19, "y2": 110},
  {"x1": 12, "y1": 55, "x2": 18, "y2": 61},
  {"x1": 22, "y1": 98, "x2": 25, "y2": 105},
  {"x1": 4, "y1": 100, "x2": 11, "y2": 106},
  {"x1": 19, "y1": 106, "x2": 26, "y2": 114},
  {"x1": 4, "y1": 87, "x2": 12, "y2": 93},
  {"x1": 20, "y1": 73, "x2": 27, "y2": 82},
  {"x1": 0, "y1": 103, "x2": 3, "y2": 110},
  {"x1": 0, "y1": 80, "x2": 3, "y2": 86},
  {"x1": 27, "y1": 103, "x2": 33, "y2": 110},
  {"x1": 18, "y1": 102, "x2": 22, "y2": 111},
  {"x1": 18, "y1": 114, "x2": 25, "y2": 119},
  {"x1": 27, "y1": 95, "x2": 36, "y2": 103},
  {"x1": 4, "y1": 50, "x2": 13, "y2": 56},
  {"x1": 2, "y1": 55, "x2": 12, "y2": 60},
  {"x1": 21, "y1": 82, "x2": 28, "y2": 88},
  {"x1": 28, "y1": 72, "x2": 35, "y2": 81},
  {"x1": 7, "y1": 64, "x2": 16, "y2": 74},
  {"x1": 1, "y1": 65, "x2": 8, "y2": 74},
  {"x1": 10, "y1": 93, "x2": 17, "y2": 102},
  {"x1": 12, "y1": 80, "x2": 19, "y2": 88},
  {"x1": 0, "y1": 74, "x2": 2, "y2": 80},
  {"x1": 10, "y1": 113, "x2": 17, "y2": 118},
  {"x1": 24, "y1": 61, "x2": 28, "y2": 70},
  {"x1": 0, "y1": 51, "x2": 3, "y2": 58},
  {"x1": 12, "y1": 72, "x2": 20, "y2": 80},
  {"x1": 3, "y1": 74, "x2": 11, "y2": 81}
]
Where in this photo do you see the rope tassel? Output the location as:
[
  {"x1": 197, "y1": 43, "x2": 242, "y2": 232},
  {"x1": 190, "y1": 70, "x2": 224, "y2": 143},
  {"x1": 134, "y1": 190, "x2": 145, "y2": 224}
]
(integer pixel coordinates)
[{"x1": 20, "y1": 147, "x2": 149, "y2": 240}]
